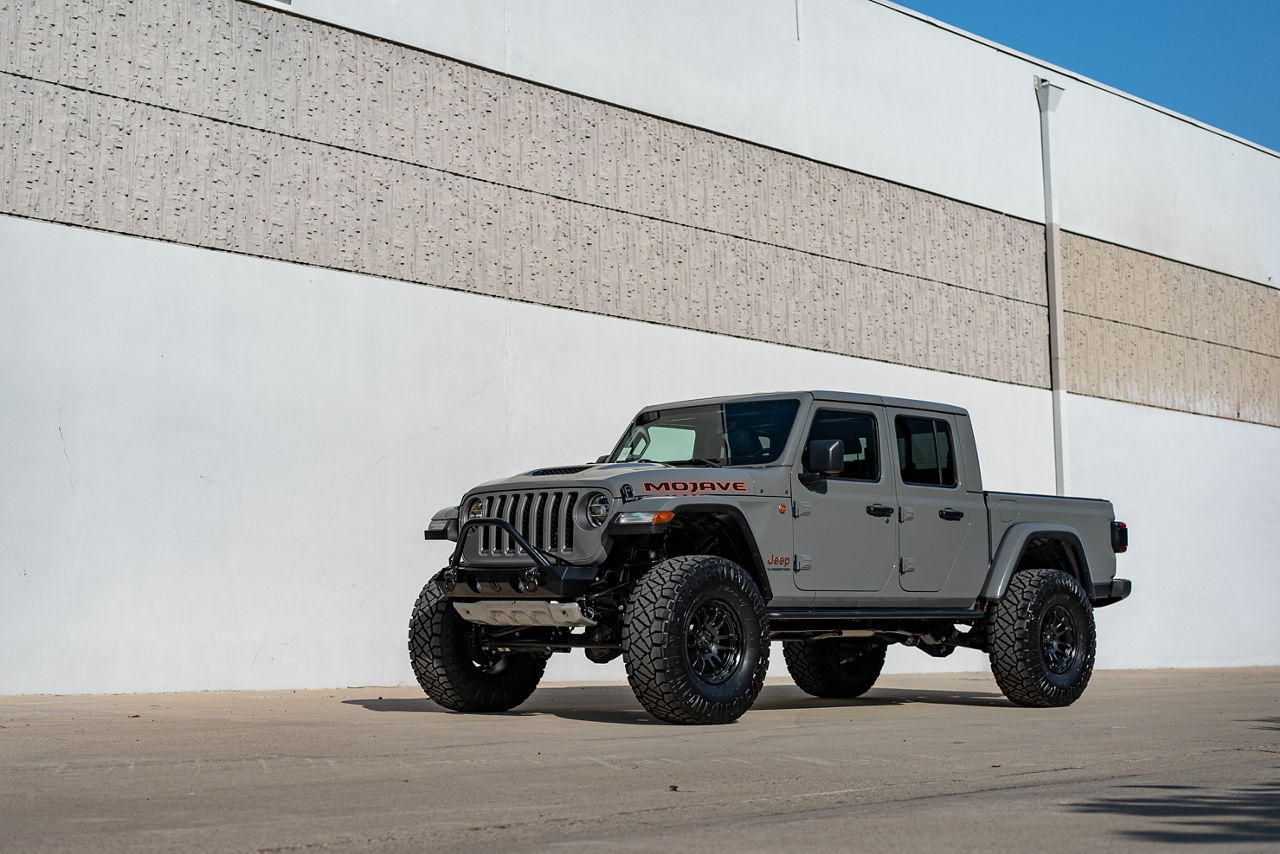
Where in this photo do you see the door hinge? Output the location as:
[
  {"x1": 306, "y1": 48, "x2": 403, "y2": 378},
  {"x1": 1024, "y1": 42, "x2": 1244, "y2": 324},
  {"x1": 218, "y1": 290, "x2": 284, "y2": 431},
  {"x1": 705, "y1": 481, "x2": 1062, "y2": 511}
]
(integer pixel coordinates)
[
  {"x1": 899, "y1": 557, "x2": 917, "y2": 574},
  {"x1": 899, "y1": 505, "x2": 915, "y2": 523},
  {"x1": 794, "y1": 554, "x2": 813, "y2": 571},
  {"x1": 792, "y1": 501, "x2": 811, "y2": 518}
]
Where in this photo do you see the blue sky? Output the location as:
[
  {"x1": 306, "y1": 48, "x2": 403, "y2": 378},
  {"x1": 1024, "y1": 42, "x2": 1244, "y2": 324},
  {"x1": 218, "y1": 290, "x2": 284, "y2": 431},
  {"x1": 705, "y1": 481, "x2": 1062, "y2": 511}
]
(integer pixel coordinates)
[{"x1": 894, "y1": 0, "x2": 1280, "y2": 152}]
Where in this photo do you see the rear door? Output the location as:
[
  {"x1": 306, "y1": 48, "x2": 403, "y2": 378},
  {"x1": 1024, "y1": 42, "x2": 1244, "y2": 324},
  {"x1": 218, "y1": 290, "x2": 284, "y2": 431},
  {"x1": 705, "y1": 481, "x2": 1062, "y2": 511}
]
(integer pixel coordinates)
[
  {"x1": 792, "y1": 405, "x2": 898, "y2": 592},
  {"x1": 886, "y1": 410, "x2": 986, "y2": 593}
]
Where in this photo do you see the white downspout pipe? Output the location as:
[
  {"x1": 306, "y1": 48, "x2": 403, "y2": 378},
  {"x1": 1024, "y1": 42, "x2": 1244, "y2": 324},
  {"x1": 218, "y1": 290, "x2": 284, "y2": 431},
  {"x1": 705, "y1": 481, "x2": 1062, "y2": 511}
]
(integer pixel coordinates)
[{"x1": 1036, "y1": 77, "x2": 1067, "y2": 496}]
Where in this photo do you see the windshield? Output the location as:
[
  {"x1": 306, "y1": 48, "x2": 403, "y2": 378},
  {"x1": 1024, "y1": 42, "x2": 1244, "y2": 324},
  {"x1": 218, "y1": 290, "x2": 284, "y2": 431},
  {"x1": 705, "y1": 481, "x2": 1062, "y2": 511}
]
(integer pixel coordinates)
[{"x1": 609, "y1": 399, "x2": 801, "y2": 466}]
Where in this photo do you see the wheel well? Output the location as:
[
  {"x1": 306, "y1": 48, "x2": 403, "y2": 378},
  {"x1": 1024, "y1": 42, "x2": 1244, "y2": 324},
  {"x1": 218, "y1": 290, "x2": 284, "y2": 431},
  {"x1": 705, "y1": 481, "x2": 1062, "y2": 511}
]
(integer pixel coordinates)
[
  {"x1": 1013, "y1": 535, "x2": 1093, "y2": 597},
  {"x1": 661, "y1": 508, "x2": 772, "y2": 600}
]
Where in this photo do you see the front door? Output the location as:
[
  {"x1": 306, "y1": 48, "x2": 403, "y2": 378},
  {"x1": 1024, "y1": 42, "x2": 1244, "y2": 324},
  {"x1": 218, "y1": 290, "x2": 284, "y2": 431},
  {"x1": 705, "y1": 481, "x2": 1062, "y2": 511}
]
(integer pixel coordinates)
[{"x1": 792, "y1": 406, "x2": 899, "y2": 592}]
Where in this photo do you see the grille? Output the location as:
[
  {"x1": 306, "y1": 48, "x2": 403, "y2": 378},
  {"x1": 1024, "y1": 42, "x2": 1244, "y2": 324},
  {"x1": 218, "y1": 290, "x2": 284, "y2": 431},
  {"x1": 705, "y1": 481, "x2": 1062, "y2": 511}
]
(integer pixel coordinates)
[{"x1": 475, "y1": 491, "x2": 579, "y2": 557}]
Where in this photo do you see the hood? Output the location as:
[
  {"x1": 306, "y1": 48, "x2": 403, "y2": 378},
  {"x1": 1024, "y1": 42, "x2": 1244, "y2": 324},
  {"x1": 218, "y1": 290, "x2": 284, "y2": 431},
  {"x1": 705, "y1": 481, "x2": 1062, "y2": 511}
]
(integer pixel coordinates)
[{"x1": 467, "y1": 461, "x2": 786, "y2": 500}]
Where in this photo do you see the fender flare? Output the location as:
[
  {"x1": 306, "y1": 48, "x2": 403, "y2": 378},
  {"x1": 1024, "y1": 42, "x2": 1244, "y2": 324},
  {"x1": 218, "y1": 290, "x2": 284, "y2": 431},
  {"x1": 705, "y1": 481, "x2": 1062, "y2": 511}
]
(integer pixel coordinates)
[{"x1": 981, "y1": 523, "x2": 1095, "y2": 601}]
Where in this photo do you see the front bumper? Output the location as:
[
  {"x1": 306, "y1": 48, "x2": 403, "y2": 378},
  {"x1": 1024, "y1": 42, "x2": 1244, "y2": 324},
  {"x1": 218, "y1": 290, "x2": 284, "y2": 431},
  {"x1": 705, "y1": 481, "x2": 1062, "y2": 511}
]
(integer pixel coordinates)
[{"x1": 437, "y1": 562, "x2": 599, "y2": 600}]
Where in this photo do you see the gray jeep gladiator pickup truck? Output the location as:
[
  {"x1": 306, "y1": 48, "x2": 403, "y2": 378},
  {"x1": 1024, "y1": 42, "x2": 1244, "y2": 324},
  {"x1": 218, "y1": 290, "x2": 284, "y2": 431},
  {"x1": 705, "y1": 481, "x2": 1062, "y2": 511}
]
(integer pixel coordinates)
[{"x1": 414, "y1": 391, "x2": 1130, "y2": 724}]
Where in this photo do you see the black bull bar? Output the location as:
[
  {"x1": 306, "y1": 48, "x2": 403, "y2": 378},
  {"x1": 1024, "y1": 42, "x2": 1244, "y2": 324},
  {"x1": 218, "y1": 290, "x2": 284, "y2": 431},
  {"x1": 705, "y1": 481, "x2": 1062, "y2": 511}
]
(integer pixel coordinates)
[{"x1": 434, "y1": 517, "x2": 597, "y2": 599}]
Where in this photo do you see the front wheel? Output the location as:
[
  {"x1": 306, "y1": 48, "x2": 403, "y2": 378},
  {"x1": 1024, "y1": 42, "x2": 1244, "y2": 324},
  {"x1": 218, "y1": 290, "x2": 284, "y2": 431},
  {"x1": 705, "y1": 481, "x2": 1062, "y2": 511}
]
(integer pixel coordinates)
[
  {"x1": 987, "y1": 568, "x2": 1096, "y2": 707},
  {"x1": 622, "y1": 555, "x2": 769, "y2": 724},
  {"x1": 408, "y1": 576, "x2": 546, "y2": 712}
]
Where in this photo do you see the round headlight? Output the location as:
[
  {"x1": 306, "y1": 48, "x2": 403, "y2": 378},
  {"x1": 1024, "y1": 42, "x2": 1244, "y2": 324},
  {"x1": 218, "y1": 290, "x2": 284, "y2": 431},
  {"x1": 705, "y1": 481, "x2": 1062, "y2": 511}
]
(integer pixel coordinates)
[
  {"x1": 466, "y1": 498, "x2": 485, "y2": 518},
  {"x1": 585, "y1": 493, "x2": 611, "y2": 527}
]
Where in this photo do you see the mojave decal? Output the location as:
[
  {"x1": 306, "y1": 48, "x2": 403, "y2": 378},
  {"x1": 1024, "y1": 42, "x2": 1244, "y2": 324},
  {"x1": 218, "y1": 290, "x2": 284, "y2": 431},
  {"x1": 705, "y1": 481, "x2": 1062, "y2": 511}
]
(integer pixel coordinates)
[{"x1": 642, "y1": 480, "x2": 748, "y2": 495}]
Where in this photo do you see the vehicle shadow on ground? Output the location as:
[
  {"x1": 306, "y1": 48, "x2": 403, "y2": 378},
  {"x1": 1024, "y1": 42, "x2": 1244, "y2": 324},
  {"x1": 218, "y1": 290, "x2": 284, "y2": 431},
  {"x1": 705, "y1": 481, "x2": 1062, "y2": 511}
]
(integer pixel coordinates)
[
  {"x1": 341, "y1": 683, "x2": 1009, "y2": 723},
  {"x1": 1069, "y1": 770, "x2": 1280, "y2": 845},
  {"x1": 753, "y1": 685, "x2": 1010, "y2": 710},
  {"x1": 341, "y1": 690, "x2": 665, "y2": 725}
]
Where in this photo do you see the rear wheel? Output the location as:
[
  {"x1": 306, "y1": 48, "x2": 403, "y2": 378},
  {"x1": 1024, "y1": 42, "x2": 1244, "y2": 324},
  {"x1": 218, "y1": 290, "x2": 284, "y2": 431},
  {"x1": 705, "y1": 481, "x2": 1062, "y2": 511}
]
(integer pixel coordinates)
[
  {"x1": 408, "y1": 576, "x2": 545, "y2": 712},
  {"x1": 783, "y1": 638, "x2": 886, "y2": 698},
  {"x1": 622, "y1": 555, "x2": 768, "y2": 724},
  {"x1": 987, "y1": 568, "x2": 1096, "y2": 707}
]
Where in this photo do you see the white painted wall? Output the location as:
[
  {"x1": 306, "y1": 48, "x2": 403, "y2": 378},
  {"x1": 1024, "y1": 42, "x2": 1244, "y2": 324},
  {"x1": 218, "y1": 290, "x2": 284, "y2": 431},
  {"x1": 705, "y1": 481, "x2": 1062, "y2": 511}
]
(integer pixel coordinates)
[
  {"x1": 1, "y1": 215, "x2": 1063, "y2": 694},
  {"x1": 259, "y1": 0, "x2": 1280, "y2": 287},
  {"x1": 5, "y1": 214, "x2": 1278, "y2": 693},
  {"x1": 1051, "y1": 78, "x2": 1280, "y2": 288},
  {"x1": 1065, "y1": 394, "x2": 1280, "y2": 669}
]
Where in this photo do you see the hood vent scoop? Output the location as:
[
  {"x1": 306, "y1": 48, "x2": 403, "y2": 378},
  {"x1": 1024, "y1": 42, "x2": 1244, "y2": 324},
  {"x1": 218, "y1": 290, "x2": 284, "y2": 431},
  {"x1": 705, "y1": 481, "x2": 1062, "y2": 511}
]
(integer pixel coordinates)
[{"x1": 528, "y1": 464, "x2": 593, "y2": 477}]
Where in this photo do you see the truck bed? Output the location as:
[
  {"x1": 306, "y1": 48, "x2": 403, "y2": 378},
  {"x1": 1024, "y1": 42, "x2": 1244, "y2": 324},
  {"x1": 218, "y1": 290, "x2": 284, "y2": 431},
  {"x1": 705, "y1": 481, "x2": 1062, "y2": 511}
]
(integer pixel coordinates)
[{"x1": 985, "y1": 491, "x2": 1118, "y2": 593}]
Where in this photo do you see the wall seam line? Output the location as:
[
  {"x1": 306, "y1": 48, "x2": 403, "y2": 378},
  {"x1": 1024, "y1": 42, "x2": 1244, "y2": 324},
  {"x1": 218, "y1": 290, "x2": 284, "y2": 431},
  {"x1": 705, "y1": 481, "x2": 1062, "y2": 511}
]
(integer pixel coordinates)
[{"x1": 1064, "y1": 310, "x2": 1279, "y2": 360}]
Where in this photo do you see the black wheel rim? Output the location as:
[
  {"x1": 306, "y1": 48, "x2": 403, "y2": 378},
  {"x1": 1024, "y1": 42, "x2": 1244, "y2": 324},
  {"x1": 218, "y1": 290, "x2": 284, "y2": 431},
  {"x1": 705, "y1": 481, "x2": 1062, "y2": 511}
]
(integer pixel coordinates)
[
  {"x1": 685, "y1": 598, "x2": 744, "y2": 685},
  {"x1": 466, "y1": 626, "x2": 510, "y2": 676},
  {"x1": 830, "y1": 641, "x2": 870, "y2": 670},
  {"x1": 1040, "y1": 604, "x2": 1078, "y2": 674}
]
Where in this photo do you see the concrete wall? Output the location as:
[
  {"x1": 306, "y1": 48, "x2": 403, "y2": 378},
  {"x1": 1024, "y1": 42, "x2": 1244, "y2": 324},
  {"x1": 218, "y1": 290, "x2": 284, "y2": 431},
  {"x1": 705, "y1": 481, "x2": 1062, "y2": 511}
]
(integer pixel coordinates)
[
  {"x1": 1, "y1": 0, "x2": 1277, "y2": 693},
  {"x1": 1, "y1": 215, "x2": 1058, "y2": 693},
  {"x1": 5, "y1": 0, "x2": 1275, "y2": 426},
  {"x1": 1062, "y1": 232, "x2": 1278, "y2": 425},
  {"x1": 266, "y1": 0, "x2": 1280, "y2": 289},
  {"x1": 6, "y1": 213, "x2": 1271, "y2": 693},
  {"x1": 0, "y1": 0, "x2": 1050, "y2": 390},
  {"x1": 1065, "y1": 394, "x2": 1280, "y2": 669}
]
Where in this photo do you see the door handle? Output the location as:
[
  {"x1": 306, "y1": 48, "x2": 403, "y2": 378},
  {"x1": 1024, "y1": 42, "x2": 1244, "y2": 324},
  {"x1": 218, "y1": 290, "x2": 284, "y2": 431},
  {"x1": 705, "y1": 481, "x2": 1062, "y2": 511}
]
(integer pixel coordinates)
[
  {"x1": 866, "y1": 504, "x2": 895, "y2": 518},
  {"x1": 939, "y1": 508, "x2": 964, "y2": 521}
]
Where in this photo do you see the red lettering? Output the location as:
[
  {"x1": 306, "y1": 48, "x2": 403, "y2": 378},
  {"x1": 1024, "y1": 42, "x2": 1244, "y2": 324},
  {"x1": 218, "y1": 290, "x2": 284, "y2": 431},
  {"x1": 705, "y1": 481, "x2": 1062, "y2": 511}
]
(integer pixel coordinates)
[{"x1": 640, "y1": 480, "x2": 750, "y2": 494}]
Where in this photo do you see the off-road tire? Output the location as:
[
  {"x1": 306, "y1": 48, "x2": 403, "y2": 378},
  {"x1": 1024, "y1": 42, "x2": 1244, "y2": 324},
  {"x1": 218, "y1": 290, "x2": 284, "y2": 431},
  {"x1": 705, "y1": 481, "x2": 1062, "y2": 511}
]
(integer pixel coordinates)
[
  {"x1": 622, "y1": 555, "x2": 768, "y2": 724},
  {"x1": 987, "y1": 568, "x2": 1096, "y2": 707},
  {"x1": 408, "y1": 576, "x2": 545, "y2": 712},
  {"x1": 783, "y1": 638, "x2": 886, "y2": 699}
]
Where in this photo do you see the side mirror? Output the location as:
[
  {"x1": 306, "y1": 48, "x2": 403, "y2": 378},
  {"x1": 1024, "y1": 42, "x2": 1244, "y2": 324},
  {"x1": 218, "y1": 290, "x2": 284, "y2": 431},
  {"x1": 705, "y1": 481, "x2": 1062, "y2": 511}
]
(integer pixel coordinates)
[{"x1": 799, "y1": 439, "x2": 844, "y2": 485}]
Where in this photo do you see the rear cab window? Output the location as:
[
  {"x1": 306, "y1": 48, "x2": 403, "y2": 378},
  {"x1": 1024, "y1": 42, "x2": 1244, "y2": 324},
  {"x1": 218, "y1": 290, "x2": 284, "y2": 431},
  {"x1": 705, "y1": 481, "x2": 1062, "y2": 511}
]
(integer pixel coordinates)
[{"x1": 894, "y1": 416, "x2": 956, "y2": 487}]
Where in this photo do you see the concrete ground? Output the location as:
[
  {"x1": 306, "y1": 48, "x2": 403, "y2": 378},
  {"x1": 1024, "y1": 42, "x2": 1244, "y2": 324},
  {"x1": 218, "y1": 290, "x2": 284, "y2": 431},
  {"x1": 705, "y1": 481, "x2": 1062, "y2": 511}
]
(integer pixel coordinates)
[{"x1": 1, "y1": 668, "x2": 1277, "y2": 853}]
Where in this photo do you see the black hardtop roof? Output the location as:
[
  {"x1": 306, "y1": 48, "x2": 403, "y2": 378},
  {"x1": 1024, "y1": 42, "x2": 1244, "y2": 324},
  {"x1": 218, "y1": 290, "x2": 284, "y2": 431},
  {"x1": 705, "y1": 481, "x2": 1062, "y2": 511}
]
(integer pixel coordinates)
[{"x1": 636, "y1": 391, "x2": 969, "y2": 417}]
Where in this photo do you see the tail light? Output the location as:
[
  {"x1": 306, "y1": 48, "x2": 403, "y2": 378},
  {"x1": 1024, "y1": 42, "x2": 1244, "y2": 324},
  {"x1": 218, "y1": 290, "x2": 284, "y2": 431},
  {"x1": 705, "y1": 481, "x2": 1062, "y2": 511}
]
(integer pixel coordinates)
[{"x1": 1111, "y1": 521, "x2": 1128, "y2": 553}]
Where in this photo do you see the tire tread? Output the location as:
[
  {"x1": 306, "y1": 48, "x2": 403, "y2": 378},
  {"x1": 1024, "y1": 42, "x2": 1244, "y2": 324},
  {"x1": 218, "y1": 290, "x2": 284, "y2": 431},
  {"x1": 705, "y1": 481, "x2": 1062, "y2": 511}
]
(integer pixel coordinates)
[
  {"x1": 987, "y1": 568, "x2": 1096, "y2": 707},
  {"x1": 408, "y1": 577, "x2": 545, "y2": 712},
  {"x1": 783, "y1": 639, "x2": 886, "y2": 699}
]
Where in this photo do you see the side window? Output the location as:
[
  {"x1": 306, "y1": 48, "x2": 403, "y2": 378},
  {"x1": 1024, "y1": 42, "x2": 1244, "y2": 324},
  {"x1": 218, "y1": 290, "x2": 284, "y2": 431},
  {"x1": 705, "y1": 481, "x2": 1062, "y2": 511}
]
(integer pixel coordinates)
[
  {"x1": 805, "y1": 410, "x2": 879, "y2": 481},
  {"x1": 895, "y1": 416, "x2": 957, "y2": 487}
]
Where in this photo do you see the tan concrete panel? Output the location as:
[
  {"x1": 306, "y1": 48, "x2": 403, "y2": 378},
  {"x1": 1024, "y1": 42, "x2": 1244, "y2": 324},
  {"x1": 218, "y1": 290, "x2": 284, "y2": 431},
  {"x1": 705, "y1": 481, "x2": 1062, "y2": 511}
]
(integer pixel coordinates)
[
  {"x1": 1062, "y1": 231, "x2": 1278, "y2": 359},
  {"x1": 0, "y1": 0, "x2": 1047, "y2": 309},
  {"x1": 1065, "y1": 313, "x2": 1278, "y2": 426},
  {"x1": 2, "y1": 71, "x2": 1049, "y2": 388},
  {"x1": 1062, "y1": 230, "x2": 1279, "y2": 424}
]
